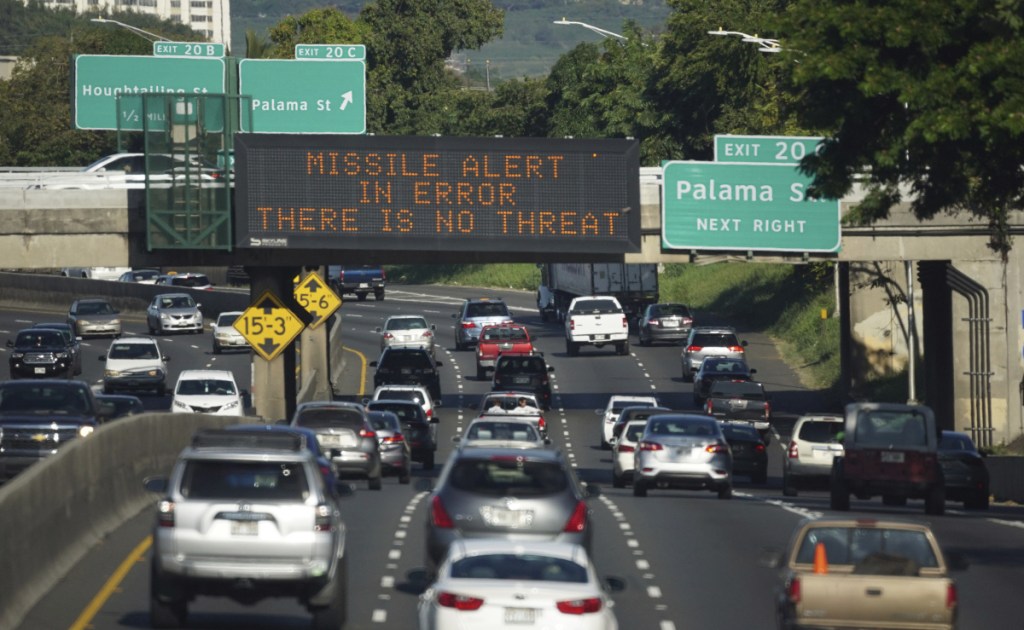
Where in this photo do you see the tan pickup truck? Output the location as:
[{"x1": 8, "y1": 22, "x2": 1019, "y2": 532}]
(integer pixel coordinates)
[{"x1": 770, "y1": 518, "x2": 962, "y2": 629}]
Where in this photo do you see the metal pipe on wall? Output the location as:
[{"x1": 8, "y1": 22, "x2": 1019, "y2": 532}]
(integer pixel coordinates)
[{"x1": 946, "y1": 266, "x2": 993, "y2": 448}]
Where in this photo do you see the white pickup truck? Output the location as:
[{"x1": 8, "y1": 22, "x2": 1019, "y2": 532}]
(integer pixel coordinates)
[{"x1": 564, "y1": 296, "x2": 630, "y2": 356}]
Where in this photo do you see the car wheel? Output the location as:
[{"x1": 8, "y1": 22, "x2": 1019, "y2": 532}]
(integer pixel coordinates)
[
  {"x1": 455, "y1": 337, "x2": 464, "y2": 351},
  {"x1": 632, "y1": 479, "x2": 647, "y2": 497},
  {"x1": 638, "y1": 330, "x2": 648, "y2": 346},
  {"x1": 693, "y1": 393, "x2": 704, "y2": 407},
  {"x1": 375, "y1": 290, "x2": 385, "y2": 301},
  {"x1": 829, "y1": 476, "x2": 850, "y2": 511},
  {"x1": 681, "y1": 367, "x2": 692, "y2": 382},
  {"x1": 148, "y1": 325, "x2": 156, "y2": 335},
  {"x1": 612, "y1": 470, "x2": 626, "y2": 489},
  {"x1": 368, "y1": 474, "x2": 383, "y2": 491},
  {"x1": 357, "y1": 292, "x2": 368, "y2": 301},
  {"x1": 399, "y1": 469, "x2": 411, "y2": 485},
  {"x1": 476, "y1": 365, "x2": 486, "y2": 380},
  {"x1": 150, "y1": 567, "x2": 187, "y2": 629},
  {"x1": 782, "y1": 470, "x2": 798, "y2": 497},
  {"x1": 965, "y1": 491, "x2": 990, "y2": 510},
  {"x1": 310, "y1": 555, "x2": 348, "y2": 630},
  {"x1": 423, "y1": 451, "x2": 435, "y2": 470},
  {"x1": 882, "y1": 494, "x2": 908, "y2": 506},
  {"x1": 617, "y1": 340, "x2": 630, "y2": 355},
  {"x1": 566, "y1": 340, "x2": 578, "y2": 357},
  {"x1": 155, "y1": 384, "x2": 167, "y2": 397},
  {"x1": 212, "y1": 343, "x2": 221, "y2": 355},
  {"x1": 718, "y1": 483, "x2": 733, "y2": 500},
  {"x1": 924, "y1": 484, "x2": 945, "y2": 515}
]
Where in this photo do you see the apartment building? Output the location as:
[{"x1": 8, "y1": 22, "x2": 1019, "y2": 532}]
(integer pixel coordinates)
[{"x1": 31, "y1": 0, "x2": 231, "y2": 46}]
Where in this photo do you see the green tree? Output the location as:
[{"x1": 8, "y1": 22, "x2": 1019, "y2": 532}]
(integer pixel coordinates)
[
  {"x1": 243, "y1": 28, "x2": 274, "y2": 59},
  {"x1": 649, "y1": 0, "x2": 795, "y2": 160},
  {"x1": 265, "y1": 8, "x2": 368, "y2": 58},
  {"x1": 777, "y1": 0, "x2": 1024, "y2": 256}
]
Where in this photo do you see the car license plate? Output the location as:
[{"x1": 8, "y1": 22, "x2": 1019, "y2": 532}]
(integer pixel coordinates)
[
  {"x1": 595, "y1": 334, "x2": 609, "y2": 340},
  {"x1": 231, "y1": 521, "x2": 258, "y2": 536},
  {"x1": 481, "y1": 506, "x2": 534, "y2": 528},
  {"x1": 728, "y1": 398, "x2": 748, "y2": 409},
  {"x1": 359, "y1": 282, "x2": 369, "y2": 288},
  {"x1": 880, "y1": 451, "x2": 905, "y2": 464},
  {"x1": 504, "y1": 608, "x2": 536, "y2": 624},
  {"x1": 318, "y1": 434, "x2": 344, "y2": 448},
  {"x1": 514, "y1": 376, "x2": 531, "y2": 384},
  {"x1": 34, "y1": 367, "x2": 47, "y2": 374},
  {"x1": 662, "y1": 320, "x2": 679, "y2": 327}
]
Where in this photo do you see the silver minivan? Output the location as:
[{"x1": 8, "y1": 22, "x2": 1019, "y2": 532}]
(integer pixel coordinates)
[{"x1": 680, "y1": 326, "x2": 748, "y2": 381}]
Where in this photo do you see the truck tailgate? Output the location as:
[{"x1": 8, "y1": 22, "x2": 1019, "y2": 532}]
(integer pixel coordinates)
[
  {"x1": 797, "y1": 572, "x2": 954, "y2": 629},
  {"x1": 570, "y1": 313, "x2": 625, "y2": 337}
]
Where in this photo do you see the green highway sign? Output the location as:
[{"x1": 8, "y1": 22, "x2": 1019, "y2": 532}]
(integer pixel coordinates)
[
  {"x1": 661, "y1": 161, "x2": 841, "y2": 253},
  {"x1": 74, "y1": 55, "x2": 225, "y2": 130},
  {"x1": 153, "y1": 41, "x2": 225, "y2": 58},
  {"x1": 295, "y1": 44, "x2": 366, "y2": 60},
  {"x1": 238, "y1": 59, "x2": 366, "y2": 134},
  {"x1": 714, "y1": 134, "x2": 823, "y2": 165}
]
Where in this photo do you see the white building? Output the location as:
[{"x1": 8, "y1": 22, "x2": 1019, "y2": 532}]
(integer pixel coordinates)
[{"x1": 30, "y1": 0, "x2": 231, "y2": 46}]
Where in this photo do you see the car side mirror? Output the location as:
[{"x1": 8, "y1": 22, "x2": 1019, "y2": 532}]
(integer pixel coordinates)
[
  {"x1": 602, "y1": 576, "x2": 626, "y2": 593},
  {"x1": 430, "y1": 417, "x2": 439, "y2": 424},
  {"x1": 749, "y1": 368, "x2": 757, "y2": 374},
  {"x1": 375, "y1": 327, "x2": 382, "y2": 333},
  {"x1": 164, "y1": 356, "x2": 171, "y2": 362},
  {"x1": 5, "y1": 340, "x2": 12, "y2": 348},
  {"x1": 544, "y1": 438, "x2": 552, "y2": 445},
  {"x1": 240, "y1": 389, "x2": 250, "y2": 398},
  {"x1": 547, "y1": 366, "x2": 554, "y2": 372},
  {"x1": 435, "y1": 361, "x2": 443, "y2": 367},
  {"x1": 143, "y1": 476, "x2": 168, "y2": 493},
  {"x1": 99, "y1": 355, "x2": 107, "y2": 361},
  {"x1": 608, "y1": 436, "x2": 618, "y2": 445},
  {"x1": 361, "y1": 398, "x2": 370, "y2": 405},
  {"x1": 585, "y1": 483, "x2": 601, "y2": 498},
  {"x1": 430, "y1": 324, "x2": 436, "y2": 331},
  {"x1": 468, "y1": 403, "x2": 478, "y2": 410},
  {"x1": 196, "y1": 304, "x2": 202, "y2": 310},
  {"x1": 594, "y1": 409, "x2": 604, "y2": 416},
  {"x1": 369, "y1": 361, "x2": 378, "y2": 367},
  {"x1": 741, "y1": 340, "x2": 748, "y2": 347},
  {"x1": 508, "y1": 310, "x2": 514, "y2": 317},
  {"x1": 946, "y1": 552, "x2": 970, "y2": 571},
  {"x1": 451, "y1": 313, "x2": 457, "y2": 318},
  {"x1": 451, "y1": 436, "x2": 461, "y2": 443}
]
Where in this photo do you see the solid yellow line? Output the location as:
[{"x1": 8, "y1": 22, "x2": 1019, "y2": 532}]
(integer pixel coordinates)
[
  {"x1": 69, "y1": 535, "x2": 152, "y2": 630},
  {"x1": 343, "y1": 346, "x2": 368, "y2": 397}
]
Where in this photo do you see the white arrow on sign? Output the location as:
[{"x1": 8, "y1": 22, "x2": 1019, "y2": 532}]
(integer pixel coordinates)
[{"x1": 339, "y1": 91, "x2": 353, "y2": 111}]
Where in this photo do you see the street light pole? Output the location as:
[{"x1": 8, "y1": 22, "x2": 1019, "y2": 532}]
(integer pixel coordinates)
[
  {"x1": 707, "y1": 27, "x2": 781, "y2": 53},
  {"x1": 553, "y1": 18, "x2": 627, "y2": 41},
  {"x1": 90, "y1": 17, "x2": 169, "y2": 43}
]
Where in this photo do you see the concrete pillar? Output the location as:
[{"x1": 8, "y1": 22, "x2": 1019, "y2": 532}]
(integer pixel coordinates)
[
  {"x1": 298, "y1": 266, "x2": 332, "y2": 403},
  {"x1": 248, "y1": 266, "x2": 299, "y2": 422}
]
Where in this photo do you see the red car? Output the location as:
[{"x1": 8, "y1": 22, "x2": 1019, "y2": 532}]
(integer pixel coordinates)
[{"x1": 475, "y1": 323, "x2": 533, "y2": 379}]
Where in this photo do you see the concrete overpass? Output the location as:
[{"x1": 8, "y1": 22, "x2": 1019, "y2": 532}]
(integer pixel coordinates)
[{"x1": 1, "y1": 176, "x2": 1022, "y2": 447}]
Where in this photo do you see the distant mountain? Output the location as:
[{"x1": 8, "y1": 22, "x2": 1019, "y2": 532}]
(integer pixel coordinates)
[{"x1": 231, "y1": 0, "x2": 670, "y2": 78}]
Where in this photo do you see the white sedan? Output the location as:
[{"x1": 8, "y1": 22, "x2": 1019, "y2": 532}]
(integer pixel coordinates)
[{"x1": 419, "y1": 540, "x2": 618, "y2": 630}]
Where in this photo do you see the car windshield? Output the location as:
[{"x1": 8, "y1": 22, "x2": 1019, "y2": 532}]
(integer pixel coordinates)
[
  {"x1": 108, "y1": 343, "x2": 159, "y2": 360},
  {"x1": 217, "y1": 313, "x2": 240, "y2": 327},
  {"x1": 381, "y1": 352, "x2": 434, "y2": 370},
  {"x1": 624, "y1": 423, "x2": 647, "y2": 442},
  {"x1": 16, "y1": 330, "x2": 65, "y2": 348},
  {"x1": 854, "y1": 410, "x2": 930, "y2": 447},
  {"x1": 465, "y1": 302, "x2": 509, "y2": 318},
  {"x1": 132, "y1": 270, "x2": 158, "y2": 281},
  {"x1": 799, "y1": 420, "x2": 844, "y2": 443},
  {"x1": 722, "y1": 424, "x2": 761, "y2": 440},
  {"x1": 482, "y1": 327, "x2": 528, "y2": 342},
  {"x1": 368, "y1": 412, "x2": 401, "y2": 432},
  {"x1": 571, "y1": 299, "x2": 619, "y2": 314},
  {"x1": 0, "y1": 384, "x2": 91, "y2": 414},
  {"x1": 692, "y1": 333, "x2": 738, "y2": 347},
  {"x1": 386, "y1": 317, "x2": 428, "y2": 331},
  {"x1": 939, "y1": 433, "x2": 976, "y2": 452},
  {"x1": 702, "y1": 359, "x2": 747, "y2": 373},
  {"x1": 497, "y1": 356, "x2": 546, "y2": 374},
  {"x1": 160, "y1": 296, "x2": 195, "y2": 309},
  {"x1": 647, "y1": 419, "x2": 718, "y2": 437},
  {"x1": 482, "y1": 396, "x2": 535, "y2": 412},
  {"x1": 181, "y1": 461, "x2": 309, "y2": 501},
  {"x1": 449, "y1": 458, "x2": 568, "y2": 496},
  {"x1": 177, "y1": 378, "x2": 236, "y2": 396},
  {"x1": 294, "y1": 408, "x2": 365, "y2": 430},
  {"x1": 450, "y1": 554, "x2": 588, "y2": 583},
  {"x1": 796, "y1": 527, "x2": 938, "y2": 569},
  {"x1": 466, "y1": 421, "x2": 539, "y2": 442},
  {"x1": 368, "y1": 402, "x2": 423, "y2": 422},
  {"x1": 171, "y1": 275, "x2": 209, "y2": 287},
  {"x1": 375, "y1": 389, "x2": 426, "y2": 405},
  {"x1": 651, "y1": 304, "x2": 689, "y2": 317},
  {"x1": 77, "y1": 301, "x2": 115, "y2": 315},
  {"x1": 709, "y1": 381, "x2": 764, "y2": 399}
]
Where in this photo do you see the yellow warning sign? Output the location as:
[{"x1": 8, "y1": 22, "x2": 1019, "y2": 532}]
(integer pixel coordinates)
[
  {"x1": 234, "y1": 290, "x2": 305, "y2": 361},
  {"x1": 294, "y1": 273, "x2": 342, "y2": 330}
]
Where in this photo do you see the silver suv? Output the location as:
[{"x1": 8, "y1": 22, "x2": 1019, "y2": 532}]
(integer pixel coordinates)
[
  {"x1": 782, "y1": 414, "x2": 844, "y2": 496},
  {"x1": 143, "y1": 429, "x2": 347, "y2": 629},
  {"x1": 452, "y1": 298, "x2": 513, "y2": 350},
  {"x1": 291, "y1": 400, "x2": 383, "y2": 490},
  {"x1": 680, "y1": 326, "x2": 748, "y2": 381}
]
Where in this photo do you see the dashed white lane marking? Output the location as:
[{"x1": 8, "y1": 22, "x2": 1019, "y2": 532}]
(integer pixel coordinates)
[
  {"x1": 661, "y1": 621, "x2": 677, "y2": 630},
  {"x1": 988, "y1": 518, "x2": 1024, "y2": 530},
  {"x1": 372, "y1": 609, "x2": 387, "y2": 623},
  {"x1": 647, "y1": 585, "x2": 663, "y2": 598},
  {"x1": 380, "y1": 575, "x2": 395, "y2": 588},
  {"x1": 637, "y1": 559, "x2": 650, "y2": 570},
  {"x1": 627, "y1": 538, "x2": 639, "y2": 548}
]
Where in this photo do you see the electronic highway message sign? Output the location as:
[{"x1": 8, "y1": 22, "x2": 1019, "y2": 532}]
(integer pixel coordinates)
[{"x1": 234, "y1": 135, "x2": 641, "y2": 254}]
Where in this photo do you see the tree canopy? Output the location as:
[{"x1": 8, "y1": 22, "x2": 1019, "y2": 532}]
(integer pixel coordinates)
[{"x1": 776, "y1": 0, "x2": 1024, "y2": 256}]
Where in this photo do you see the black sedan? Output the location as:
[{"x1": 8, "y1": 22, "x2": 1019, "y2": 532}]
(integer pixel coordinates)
[
  {"x1": 693, "y1": 356, "x2": 756, "y2": 406},
  {"x1": 939, "y1": 430, "x2": 990, "y2": 510},
  {"x1": 721, "y1": 421, "x2": 767, "y2": 484}
]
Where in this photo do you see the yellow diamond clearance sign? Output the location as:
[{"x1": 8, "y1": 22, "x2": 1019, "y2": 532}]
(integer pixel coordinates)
[
  {"x1": 234, "y1": 290, "x2": 305, "y2": 361},
  {"x1": 293, "y1": 273, "x2": 341, "y2": 329}
]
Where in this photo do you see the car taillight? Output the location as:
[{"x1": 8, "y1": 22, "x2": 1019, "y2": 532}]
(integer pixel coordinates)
[
  {"x1": 538, "y1": 416, "x2": 546, "y2": 431},
  {"x1": 157, "y1": 499, "x2": 175, "y2": 528},
  {"x1": 787, "y1": 577, "x2": 801, "y2": 603},
  {"x1": 314, "y1": 503, "x2": 334, "y2": 532},
  {"x1": 381, "y1": 269, "x2": 387, "y2": 281},
  {"x1": 569, "y1": 320, "x2": 575, "y2": 331},
  {"x1": 639, "y1": 441, "x2": 663, "y2": 451},
  {"x1": 426, "y1": 408, "x2": 433, "y2": 419},
  {"x1": 557, "y1": 597, "x2": 602, "y2": 614},
  {"x1": 727, "y1": 345, "x2": 745, "y2": 353},
  {"x1": 687, "y1": 345, "x2": 703, "y2": 353},
  {"x1": 320, "y1": 464, "x2": 332, "y2": 479},
  {"x1": 764, "y1": 401, "x2": 772, "y2": 419},
  {"x1": 706, "y1": 443, "x2": 729, "y2": 454},
  {"x1": 383, "y1": 434, "x2": 405, "y2": 444},
  {"x1": 563, "y1": 500, "x2": 587, "y2": 533},
  {"x1": 706, "y1": 400, "x2": 714, "y2": 414},
  {"x1": 946, "y1": 583, "x2": 957, "y2": 609},
  {"x1": 461, "y1": 322, "x2": 476, "y2": 329},
  {"x1": 431, "y1": 495, "x2": 454, "y2": 528},
  {"x1": 682, "y1": 317, "x2": 693, "y2": 325},
  {"x1": 339, "y1": 269, "x2": 345, "y2": 282},
  {"x1": 754, "y1": 443, "x2": 766, "y2": 453},
  {"x1": 648, "y1": 319, "x2": 660, "y2": 326},
  {"x1": 383, "y1": 332, "x2": 394, "y2": 340},
  {"x1": 359, "y1": 429, "x2": 377, "y2": 439},
  {"x1": 438, "y1": 592, "x2": 484, "y2": 611},
  {"x1": 621, "y1": 316, "x2": 628, "y2": 328},
  {"x1": 421, "y1": 330, "x2": 433, "y2": 338},
  {"x1": 617, "y1": 444, "x2": 635, "y2": 453}
]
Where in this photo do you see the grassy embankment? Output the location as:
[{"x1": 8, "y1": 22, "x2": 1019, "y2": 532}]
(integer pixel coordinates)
[{"x1": 387, "y1": 262, "x2": 844, "y2": 403}]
